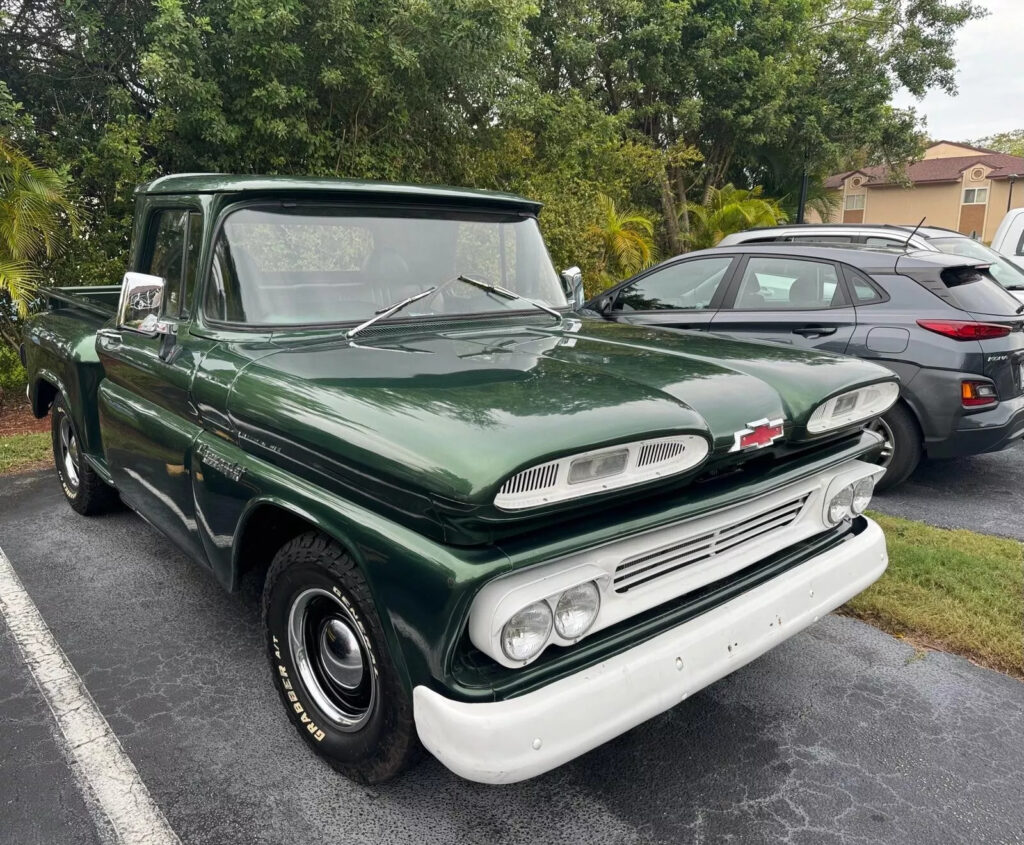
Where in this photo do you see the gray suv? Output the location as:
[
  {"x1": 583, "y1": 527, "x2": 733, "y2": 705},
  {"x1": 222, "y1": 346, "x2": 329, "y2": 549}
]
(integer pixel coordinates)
[{"x1": 585, "y1": 244, "x2": 1024, "y2": 489}]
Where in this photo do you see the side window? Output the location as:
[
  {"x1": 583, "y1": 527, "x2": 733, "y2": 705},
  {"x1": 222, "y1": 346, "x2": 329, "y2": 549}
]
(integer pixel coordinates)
[
  {"x1": 732, "y1": 257, "x2": 842, "y2": 309},
  {"x1": 843, "y1": 266, "x2": 885, "y2": 304},
  {"x1": 615, "y1": 257, "x2": 733, "y2": 311},
  {"x1": 864, "y1": 236, "x2": 903, "y2": 247},
  {"x1": 146, "y1": 210, "x2": 188, "y2": 317}
]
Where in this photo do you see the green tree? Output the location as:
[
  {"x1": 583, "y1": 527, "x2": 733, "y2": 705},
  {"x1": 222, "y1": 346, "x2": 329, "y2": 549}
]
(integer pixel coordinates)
[
  {"x1": 975, "y1": 130, "x2": 1024, "y2": 158},
  {"x1": 590, "y1": 193, "x2": 657, "y2": 285},
  {"x1": 0, "y1": 138, "x2": 78, "y2": 328},
  {"x1": 525, "y1": 0, "x2": 981, "y2": 251},
  {"x1": 684, "y1": 184, "x2": 786, "y2": 250}
]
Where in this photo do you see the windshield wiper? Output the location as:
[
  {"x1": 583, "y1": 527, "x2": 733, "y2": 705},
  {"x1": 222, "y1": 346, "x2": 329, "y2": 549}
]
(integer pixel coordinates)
[
  {"x1": 450, "y1": 274, "x2": 562, "y2": 321},
  {"x1": 345, "y1": 287, "x2": 436, "y2": 340}
]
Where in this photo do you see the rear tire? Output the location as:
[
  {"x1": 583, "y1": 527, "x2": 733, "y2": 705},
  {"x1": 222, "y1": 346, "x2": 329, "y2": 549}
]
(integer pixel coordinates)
[
  {"x1": 867, "y1": 402, "x2": 921, "y2": 491},
  {"x1": 262, "y1": 531, "x2": 420, "y2": 784},
  {"x1": 51, "y1": 395, "x2": 119, "y2": 515}
]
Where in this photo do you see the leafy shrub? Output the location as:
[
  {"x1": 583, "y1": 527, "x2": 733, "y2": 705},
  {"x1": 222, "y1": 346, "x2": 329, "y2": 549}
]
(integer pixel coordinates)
[{"x1": 0, "y1": 343, "x2": 27, "y2": 403}]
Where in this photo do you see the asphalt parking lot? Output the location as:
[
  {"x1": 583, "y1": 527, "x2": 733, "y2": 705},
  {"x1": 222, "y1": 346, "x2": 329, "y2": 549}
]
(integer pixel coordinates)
[
  {"x1": 2, "y1": 469, "x2": 1023, "y2": 845},
  {"x1": 872, "y1": 441, "x2": 1024, "y2": 541}
]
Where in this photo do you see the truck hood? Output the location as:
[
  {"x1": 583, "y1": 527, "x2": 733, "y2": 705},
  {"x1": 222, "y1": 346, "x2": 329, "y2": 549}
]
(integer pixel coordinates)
[{"x1": 225, "y1": 317, "x2": 892, "y2": 516}]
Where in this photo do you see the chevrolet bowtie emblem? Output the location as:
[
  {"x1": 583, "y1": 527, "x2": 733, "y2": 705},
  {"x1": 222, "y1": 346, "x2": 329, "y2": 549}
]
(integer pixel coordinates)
[{"x1": 729, "y1": 418, "x2": 785, "y2": 452}]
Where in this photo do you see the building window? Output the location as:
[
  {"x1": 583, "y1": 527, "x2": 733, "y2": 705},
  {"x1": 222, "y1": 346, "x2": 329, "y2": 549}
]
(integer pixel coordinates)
[
  {"x1": 844, "y1": 193, "x2": 865, "y2": 211},
  {"x1": 963, "y1": 187, "x2": 988, "y2": 204}
]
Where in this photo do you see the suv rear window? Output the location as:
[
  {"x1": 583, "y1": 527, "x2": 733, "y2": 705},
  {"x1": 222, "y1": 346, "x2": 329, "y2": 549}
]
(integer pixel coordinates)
[{"x1": 935, "y1": 267, "x2": 1022, "y2": 315}]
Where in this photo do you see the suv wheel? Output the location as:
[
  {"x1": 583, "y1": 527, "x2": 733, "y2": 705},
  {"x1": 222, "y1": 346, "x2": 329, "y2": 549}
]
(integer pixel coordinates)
[
  {"x1": 51, "y1": 395, "x2": 119, "y2": 515},
  {"x1": 867, "y1": 403, "x2": 921, "y2": 491},
  {"x1": 262, "y1": 531, "x2": 420, "y2": 784}
]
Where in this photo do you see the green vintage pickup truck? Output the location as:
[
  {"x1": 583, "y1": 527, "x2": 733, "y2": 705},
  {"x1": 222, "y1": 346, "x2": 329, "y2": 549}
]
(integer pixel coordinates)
[{"x1": 22, "y1": 175, "x2": 898, "y2": 784}]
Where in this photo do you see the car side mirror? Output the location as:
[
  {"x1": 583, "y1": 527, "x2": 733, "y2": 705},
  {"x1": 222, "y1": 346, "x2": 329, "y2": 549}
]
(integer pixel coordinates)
[
  {"x1": 560, "y1": 266, "x2": 584, "y2": 310},
  {"x1": 116, "y1": 271, "x2": 172, "y2": 336}
]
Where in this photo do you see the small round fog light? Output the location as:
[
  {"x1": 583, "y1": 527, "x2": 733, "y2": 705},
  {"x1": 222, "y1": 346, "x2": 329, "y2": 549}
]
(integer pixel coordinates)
[
  {"x1": 851, "y1": 477, "x2": 874, "y2": 514},
  {"x1": 501, "y1": 601, "x2": 553, "y2": 662},
  {"x1": 554, "y1": 582, "x2": 601, "y2": 640},
  {"x1": 828, "y1": 485, "x2": 855, "y2": 525}
]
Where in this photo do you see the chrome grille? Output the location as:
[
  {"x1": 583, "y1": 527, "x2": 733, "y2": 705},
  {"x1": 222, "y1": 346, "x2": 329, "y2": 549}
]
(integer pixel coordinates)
[
  {"x1": 613, "y1": 493, "x2": 810, "y2": 593},
  {"x1": 637, "y1": 439, "x2": 686, "y2": 467},
  {"x1": 499, "y1": 462, "x2": 559, "y2": 496}
]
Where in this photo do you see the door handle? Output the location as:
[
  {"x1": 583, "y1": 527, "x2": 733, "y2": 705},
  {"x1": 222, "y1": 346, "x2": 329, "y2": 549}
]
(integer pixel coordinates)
[
  {"x1": 792, "y1": 326, "x2": 837, "y2": 338},
  {"x1": 96, "y1": 329, "x2": 123, "y2": 350}
]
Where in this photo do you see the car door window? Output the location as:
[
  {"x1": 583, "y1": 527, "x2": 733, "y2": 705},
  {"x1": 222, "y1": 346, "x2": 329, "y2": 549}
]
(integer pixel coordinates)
[
  {"x1": 732, "y1": 257, "x2": 842, "y2": 309},
  {"x1": 615, "y1": 257, "x2": 733, "y2": 311}
]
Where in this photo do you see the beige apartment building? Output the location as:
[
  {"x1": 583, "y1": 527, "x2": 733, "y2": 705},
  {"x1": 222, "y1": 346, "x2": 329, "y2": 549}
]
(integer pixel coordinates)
[{"x1": 820, "y1": 141, "x2": 1024, "y2": 242}]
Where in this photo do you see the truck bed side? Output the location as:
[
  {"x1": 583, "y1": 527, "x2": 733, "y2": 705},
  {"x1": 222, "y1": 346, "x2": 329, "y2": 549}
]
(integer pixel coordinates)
[{"x1": 21, "y1": 286, "x2": 119, "y2": 466}]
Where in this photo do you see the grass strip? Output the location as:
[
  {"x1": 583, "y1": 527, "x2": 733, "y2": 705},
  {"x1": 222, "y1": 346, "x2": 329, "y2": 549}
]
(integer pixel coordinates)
[
  {"x1": 845, "y1": 512, "x2": 1023, "y2": 678},
  {"x1": 0, "y1": 433, "x2": 51, "y2": 475}
]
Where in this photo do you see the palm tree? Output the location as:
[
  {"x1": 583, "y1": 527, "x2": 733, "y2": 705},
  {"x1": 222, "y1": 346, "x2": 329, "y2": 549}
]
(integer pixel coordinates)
[
  {"x1": 0, "y1": 137, "x2": 78, "y2": 317},
  {"x1": 683, "y1": 184, "x2": 787, "y2": 250},
  {"x1": 590, "y1": 193, "x2": 657, "y2": 283}
]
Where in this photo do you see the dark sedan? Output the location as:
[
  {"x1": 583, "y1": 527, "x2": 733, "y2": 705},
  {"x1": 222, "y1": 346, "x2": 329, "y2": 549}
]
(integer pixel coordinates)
[{"x1": 585, "y1": 244, "x2": 1024, "y2": 488}]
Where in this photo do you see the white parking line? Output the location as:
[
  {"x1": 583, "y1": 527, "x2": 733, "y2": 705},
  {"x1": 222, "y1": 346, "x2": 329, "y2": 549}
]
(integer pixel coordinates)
[{"x1": 0, "y1": 545, "x2": 180, "y2": 845}]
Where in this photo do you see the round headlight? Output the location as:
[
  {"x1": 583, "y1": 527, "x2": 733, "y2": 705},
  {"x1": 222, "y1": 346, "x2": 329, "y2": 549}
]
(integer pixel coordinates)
[
  {"x1": 553, "y1": 582, "x2": 601, "y2": 640},
  {"x1": 501, "y1": 601, "x2": 553, "y2": 662},
  {"x1": 827, "y1": 484, "x2": 855, "y2": 525},
  {"x1": 851, "y1": 477, "x2": 874, "y2": 514}
]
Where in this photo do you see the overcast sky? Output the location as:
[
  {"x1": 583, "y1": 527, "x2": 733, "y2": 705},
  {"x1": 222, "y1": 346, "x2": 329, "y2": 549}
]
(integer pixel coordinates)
[{"x1": 890, "y1": 0, "x2": 1024, "y2": 143}]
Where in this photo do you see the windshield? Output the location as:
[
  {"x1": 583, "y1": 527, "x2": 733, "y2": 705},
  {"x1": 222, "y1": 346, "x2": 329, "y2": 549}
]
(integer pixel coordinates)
[
  {"x1": 204, "y1": 205, "x2": 567, "y2": 325},
  {"x1": 929, "y1": 237, "x2": 1024, "y2": 290}
]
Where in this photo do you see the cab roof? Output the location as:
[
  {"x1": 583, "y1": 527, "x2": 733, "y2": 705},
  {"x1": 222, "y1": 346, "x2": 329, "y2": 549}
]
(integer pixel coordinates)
[{"x1": 135, "y1": 173, "x2": 542, "y2": 212}]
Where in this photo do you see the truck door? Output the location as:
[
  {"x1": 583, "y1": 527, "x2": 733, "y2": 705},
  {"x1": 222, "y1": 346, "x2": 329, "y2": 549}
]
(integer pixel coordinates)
[{"x1": 96, "y1": 206, "x2": 214, "y2": 565}]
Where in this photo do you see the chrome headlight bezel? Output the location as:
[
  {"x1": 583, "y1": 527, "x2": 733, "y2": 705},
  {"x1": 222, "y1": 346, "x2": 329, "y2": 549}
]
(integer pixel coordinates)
[
  {"x1": 822, "y1": 465, "x2": 884, "y2": 526},
  {"x1": 806, "y1": 382, "x2": 899, "y2": 435}
]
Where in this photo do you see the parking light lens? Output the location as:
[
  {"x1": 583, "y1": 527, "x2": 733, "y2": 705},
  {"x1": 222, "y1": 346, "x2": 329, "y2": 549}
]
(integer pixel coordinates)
[
  {"x1": 827, "y1": 484, "x2": 855, "y2": 525},
  {"x1": 553, "y1": 582, "x2": 601, "y2": 640},
  {"x1": 851, "y1": 477, "x2": 874, "y2": 514},
  {"x1": 568, "y1": 449, "x2": 629, "y2": 485},
  {"x1": 501, "y1": 601, "x2": 553, "y2": 662}
]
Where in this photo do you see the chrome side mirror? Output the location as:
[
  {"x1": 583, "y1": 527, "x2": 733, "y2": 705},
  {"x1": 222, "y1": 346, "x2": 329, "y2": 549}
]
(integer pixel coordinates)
[
  {"x1": 116, "y1": 272, "x2": 170, "y2": 335},
  {"x1": 560, "y1": 266, "x2": 584, "y2": 309}
]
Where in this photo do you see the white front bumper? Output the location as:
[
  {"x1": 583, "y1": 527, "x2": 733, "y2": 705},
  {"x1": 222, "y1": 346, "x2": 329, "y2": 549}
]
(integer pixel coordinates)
[{"x1": 414, "y1": 518, "x2": 888, "y2": 784}]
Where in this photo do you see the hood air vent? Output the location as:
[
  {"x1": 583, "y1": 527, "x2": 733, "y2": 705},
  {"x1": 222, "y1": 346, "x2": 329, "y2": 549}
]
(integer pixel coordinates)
[{"x1": 495, "y1": 435, "x2": 710, "y2": 511}]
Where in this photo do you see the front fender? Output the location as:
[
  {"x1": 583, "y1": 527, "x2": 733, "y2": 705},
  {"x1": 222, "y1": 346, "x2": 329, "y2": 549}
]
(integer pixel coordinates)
[{"x1": 191, "y1": 431, "x2": 511, "y2": 695}]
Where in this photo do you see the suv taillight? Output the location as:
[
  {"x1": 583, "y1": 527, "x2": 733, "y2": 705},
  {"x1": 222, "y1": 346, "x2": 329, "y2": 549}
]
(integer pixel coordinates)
[
  {"x1": 917, "y1": 319, "x2": 1012, "y2": 340},
  {"x1": 962, "y1": 380, "x2": 998, "y2": 407}
]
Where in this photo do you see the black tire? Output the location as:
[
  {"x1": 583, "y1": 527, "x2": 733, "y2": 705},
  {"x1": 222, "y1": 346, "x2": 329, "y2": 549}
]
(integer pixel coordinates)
[
  {"x1": 51, "y1": 395, "x2": 119, "y2": 515},
  {"x1": 867, "y1": 402, "x2": 922, "y2": 492},
  {"x1": 261, "y1": 531, "x2": 420, "y2": 784}
]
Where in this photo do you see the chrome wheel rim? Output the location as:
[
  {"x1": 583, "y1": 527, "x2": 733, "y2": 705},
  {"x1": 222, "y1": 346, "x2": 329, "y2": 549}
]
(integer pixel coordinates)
[
  {"x1": 866, "y1": 417, "x2": 895, "y2": 467},
  {"x1": 59, "y1": 415, "x2": 80, "y2": 489},
  {"x1": 287, "y1": 588, "x2": 376, "y2": 731}
]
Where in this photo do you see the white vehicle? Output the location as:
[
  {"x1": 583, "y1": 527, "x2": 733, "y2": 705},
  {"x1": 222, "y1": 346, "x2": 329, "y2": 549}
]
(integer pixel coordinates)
[
  {"x1": 990, "y1": 208, "x2": 1024, "y2": 272},
  {"x1": 718, "y1": 223, "x2": 1024, "y2": 303}
]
